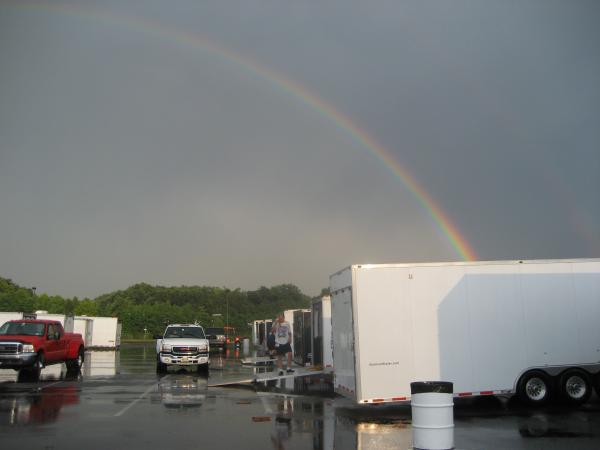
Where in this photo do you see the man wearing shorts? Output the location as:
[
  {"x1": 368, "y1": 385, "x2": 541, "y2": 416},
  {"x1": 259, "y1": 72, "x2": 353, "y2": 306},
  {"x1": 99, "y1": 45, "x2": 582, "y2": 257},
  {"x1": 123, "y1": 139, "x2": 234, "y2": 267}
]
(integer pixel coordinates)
[{"x1": 272, "y1": 313, "x2": 294, "y2": 376}]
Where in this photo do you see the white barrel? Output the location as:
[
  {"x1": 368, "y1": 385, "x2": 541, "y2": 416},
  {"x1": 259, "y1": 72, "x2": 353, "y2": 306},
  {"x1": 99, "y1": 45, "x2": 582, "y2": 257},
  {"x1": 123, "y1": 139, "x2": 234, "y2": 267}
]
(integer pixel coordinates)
[
  {"x1": 242, "y1": 338, "x2": 250, "y2": 354},
  {"x1": 411, "y1": 381, "x2": 454, "y2": 450}
]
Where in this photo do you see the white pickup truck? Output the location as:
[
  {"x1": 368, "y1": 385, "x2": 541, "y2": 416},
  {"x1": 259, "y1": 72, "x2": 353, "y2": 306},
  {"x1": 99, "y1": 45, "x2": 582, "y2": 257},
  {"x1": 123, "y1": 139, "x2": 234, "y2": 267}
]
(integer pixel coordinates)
[{"x1": 155, "y1": 324, "x2": 210, "y2": 374}]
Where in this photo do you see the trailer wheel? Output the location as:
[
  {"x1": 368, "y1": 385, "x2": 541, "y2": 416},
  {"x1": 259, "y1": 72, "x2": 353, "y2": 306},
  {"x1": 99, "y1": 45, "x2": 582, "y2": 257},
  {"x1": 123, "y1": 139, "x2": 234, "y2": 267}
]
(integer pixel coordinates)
[
  {"x1": 559, "y1": 369, "x2": 592, "y2": 405},
  {"x1": 517, "y1": 370, "x2": 552, "y2": 405}
]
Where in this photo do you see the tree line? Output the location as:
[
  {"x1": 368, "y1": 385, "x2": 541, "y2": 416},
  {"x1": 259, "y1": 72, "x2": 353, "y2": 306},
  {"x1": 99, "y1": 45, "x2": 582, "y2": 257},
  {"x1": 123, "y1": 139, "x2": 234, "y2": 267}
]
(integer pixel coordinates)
[{"x1": 0, "y1": 277, "x2": 312, "y2": 338}]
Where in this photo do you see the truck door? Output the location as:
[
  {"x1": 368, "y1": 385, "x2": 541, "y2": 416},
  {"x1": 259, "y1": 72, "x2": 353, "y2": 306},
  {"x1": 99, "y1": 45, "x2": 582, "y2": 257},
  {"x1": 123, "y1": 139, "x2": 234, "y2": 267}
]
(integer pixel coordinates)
[
  {"x1": 55, "y1": 324, "x2": 68, "y2": 359},
  {"x1": 45, "y1": 324, "x2": 60, "y2": 362}
]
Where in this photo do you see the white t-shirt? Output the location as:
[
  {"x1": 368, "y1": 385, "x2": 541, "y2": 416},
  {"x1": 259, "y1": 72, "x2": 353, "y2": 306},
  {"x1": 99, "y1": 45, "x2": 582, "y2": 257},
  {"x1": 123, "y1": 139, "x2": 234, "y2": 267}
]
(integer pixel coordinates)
[{"x1": 274, "y1": 321, "x2": 291, "y2": 345}]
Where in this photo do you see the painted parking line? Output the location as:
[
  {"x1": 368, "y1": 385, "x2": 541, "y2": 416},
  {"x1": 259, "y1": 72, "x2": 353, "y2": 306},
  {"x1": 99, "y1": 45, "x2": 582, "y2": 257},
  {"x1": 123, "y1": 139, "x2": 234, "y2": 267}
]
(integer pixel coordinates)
[
  {"x1": 114, "y1": 381, "x2": 159, "y2": 417},
  {"x1": 37, "y1": 380, "x2": 65, "y2": 390}
]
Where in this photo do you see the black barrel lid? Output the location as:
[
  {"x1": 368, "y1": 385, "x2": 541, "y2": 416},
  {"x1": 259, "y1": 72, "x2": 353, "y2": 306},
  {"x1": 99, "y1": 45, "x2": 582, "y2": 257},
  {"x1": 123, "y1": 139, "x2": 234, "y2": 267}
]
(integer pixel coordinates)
[{"x1": 410, "y1": 381, "x2": 453, "y2": 394}]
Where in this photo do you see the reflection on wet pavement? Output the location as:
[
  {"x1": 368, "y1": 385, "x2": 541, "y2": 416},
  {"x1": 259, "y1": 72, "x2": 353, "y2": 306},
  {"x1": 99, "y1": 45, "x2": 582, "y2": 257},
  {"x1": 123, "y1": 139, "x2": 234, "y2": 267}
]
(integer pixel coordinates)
[
  {"x1": 0, "y1": 383, "x2": 80, "y2": 425},
  {"x1": 0, "y1": 343, "x2": 599, "y2": 449},
  {"x1": 518, "y1": 412, "x2": 595, "y2": 438},
  {"x1": 83, "y1": 351, "x2": 119, "y2": 377},
  {"x1": 158, "y1": 373, "x2": 207, "y2": 409}
]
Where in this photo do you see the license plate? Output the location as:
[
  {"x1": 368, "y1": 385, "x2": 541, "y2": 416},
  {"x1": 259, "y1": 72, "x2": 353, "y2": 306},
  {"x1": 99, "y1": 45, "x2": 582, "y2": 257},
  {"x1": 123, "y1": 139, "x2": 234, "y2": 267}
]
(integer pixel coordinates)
[{"x1": 181, "y1": 357, "x2": 188, "y2": 363}]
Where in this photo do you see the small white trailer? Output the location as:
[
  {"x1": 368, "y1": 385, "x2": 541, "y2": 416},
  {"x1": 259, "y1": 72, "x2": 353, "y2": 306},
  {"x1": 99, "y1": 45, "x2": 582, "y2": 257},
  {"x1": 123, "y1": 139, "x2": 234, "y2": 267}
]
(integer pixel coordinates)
[
  {"x1": 77, "y1": 316, "x2": 120, "y2": 349},
  {"x1": 330, "y1": 259, "x2": 600, "y2": 405},
  {"x1": 33, "y1": 311, "x2": 75, "y2": 332},
  {"x1": 73, "y1": 317, "x2": 94, "y2": 347},
  {"x1": 251, "y1": 320, "x2": 261, "y2": 346},
  {"x1": 311, "y1": 296, "x2": 333, "y2": 369},
  {"x1": 283, "y1": 308, "x2": 308, "y2": 353},
  {"x1": 251, "y1": 319, "x2": 274, "y2": 348},
  {"x1": 0, "y1": 312, "x2": 23, "y2": 327}
]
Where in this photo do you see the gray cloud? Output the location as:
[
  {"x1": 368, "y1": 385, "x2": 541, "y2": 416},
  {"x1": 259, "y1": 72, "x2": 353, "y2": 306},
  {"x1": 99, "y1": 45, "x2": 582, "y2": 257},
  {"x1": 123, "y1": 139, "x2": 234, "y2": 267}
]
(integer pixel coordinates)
[{"x1": 1, "y1": 0, "x2": 598, "y2": 298}]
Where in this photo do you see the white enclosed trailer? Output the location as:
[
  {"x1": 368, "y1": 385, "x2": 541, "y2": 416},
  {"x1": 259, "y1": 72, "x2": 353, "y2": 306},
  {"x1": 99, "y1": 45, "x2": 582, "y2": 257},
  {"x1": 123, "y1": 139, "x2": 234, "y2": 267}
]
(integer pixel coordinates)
[
  {"x1": 73, "y1": 317, "x2": 94, "y2": 347},
  {"x1": 33, "y1": 312, "x2": 75, "y2": 332},
  {"x1": 283, "y1": 309, "x2": 306, "y2": 353},
  {"x1": 311, "y1": 296, "x2": 333, "y2": 369},
  {"x1": 0, "y1": 312, "x2": 23, "y2": 327},
  {"x1": 251, "y1": 319, "x2": 274, "y2": 348},
  {"x1": 330, "y1": 259, "x2": 600, "y2": 405},
  {"x1": 252, "y1": 320, "x2": 261, "y2": 346},
  {"x1": 78, "y1": 316, "x2": 120, "y2": 349}
]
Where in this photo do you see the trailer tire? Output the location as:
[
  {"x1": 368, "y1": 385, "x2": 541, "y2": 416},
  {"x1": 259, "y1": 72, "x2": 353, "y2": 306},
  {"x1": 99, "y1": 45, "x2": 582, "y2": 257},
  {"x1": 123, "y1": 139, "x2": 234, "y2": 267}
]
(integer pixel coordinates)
[
  {"x1": 517, "y1": 370, "x2": 552, "y2": 405},
  {"x1": 594, "y1": 373, "x2": 600, "y2": 397},
  {"x1": 559, "y1": 369, "x2": 592, "y2": 406}
]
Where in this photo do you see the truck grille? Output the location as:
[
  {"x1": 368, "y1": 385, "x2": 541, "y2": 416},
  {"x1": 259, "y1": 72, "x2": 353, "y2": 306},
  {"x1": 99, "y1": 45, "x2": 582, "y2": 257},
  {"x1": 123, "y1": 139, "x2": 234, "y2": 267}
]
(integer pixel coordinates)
[
  {"x1": 0, "y1": 343, "x2": 21, "y2": 354},
  {"x1": 172, "y1": 346, "x2": 198, "y2": 355}
]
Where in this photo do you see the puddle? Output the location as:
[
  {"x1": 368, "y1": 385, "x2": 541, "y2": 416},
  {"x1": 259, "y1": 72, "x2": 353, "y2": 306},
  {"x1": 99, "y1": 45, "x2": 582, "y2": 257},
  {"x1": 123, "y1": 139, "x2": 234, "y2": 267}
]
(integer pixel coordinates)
[{"x1": 518, "y1": 413, "x2": 596, "y2": 438}]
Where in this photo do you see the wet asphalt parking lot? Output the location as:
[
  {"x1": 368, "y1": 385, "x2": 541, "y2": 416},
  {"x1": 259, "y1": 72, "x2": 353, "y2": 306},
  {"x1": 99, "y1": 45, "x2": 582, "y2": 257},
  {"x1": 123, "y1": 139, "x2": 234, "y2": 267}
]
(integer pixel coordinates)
[{"x1": 1, "y1": 343, "x2": 599, "y2": 450}]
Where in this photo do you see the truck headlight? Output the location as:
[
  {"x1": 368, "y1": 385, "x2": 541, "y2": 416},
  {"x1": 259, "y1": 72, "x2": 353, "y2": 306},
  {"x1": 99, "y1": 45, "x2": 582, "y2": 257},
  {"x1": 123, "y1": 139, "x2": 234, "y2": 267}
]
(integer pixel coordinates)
[
  {"x1": 198, "y1": 344, "x2": 208, "y2": 352},
  {"x1": 22, "y1": 344, "x2": 35, "y2": 353},
  {"x1": 161, "y1": 344, "x2": 172, "y2": 352}
]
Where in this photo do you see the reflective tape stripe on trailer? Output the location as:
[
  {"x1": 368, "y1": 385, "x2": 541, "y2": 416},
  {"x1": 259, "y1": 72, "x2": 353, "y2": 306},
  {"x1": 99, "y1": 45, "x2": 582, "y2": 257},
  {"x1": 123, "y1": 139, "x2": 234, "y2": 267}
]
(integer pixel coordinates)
[
  {"x1": 361, "y1": 396, "x2": 408, "y2": 404},
  {"x1": 360, "y1": 389, "x2": 512, "y2": 404},
  {"x1": 457, "y1": 389, "x2": 512, "y2": 397}
]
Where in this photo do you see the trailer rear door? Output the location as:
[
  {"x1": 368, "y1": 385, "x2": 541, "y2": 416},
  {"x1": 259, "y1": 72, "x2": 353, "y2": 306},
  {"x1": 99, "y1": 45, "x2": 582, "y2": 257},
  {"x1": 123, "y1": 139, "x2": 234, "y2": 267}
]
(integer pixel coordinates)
[{"x1": 331, "y1": 269, "x2": 357, "y2": 399}]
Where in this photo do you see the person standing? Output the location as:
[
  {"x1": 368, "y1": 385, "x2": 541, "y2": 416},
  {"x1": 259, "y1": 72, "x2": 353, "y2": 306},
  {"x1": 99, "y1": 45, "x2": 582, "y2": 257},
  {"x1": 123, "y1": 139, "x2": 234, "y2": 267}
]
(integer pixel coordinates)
[{"x1": 272, "y1": 313, "x2": 294, "y2": 376}]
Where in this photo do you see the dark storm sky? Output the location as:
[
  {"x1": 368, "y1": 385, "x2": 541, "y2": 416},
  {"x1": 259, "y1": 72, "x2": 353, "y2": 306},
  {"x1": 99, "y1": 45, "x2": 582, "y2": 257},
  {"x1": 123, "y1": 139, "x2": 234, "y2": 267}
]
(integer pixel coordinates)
[{"x1": 1, "y1": 0, "x2": 598, "y2": 298}]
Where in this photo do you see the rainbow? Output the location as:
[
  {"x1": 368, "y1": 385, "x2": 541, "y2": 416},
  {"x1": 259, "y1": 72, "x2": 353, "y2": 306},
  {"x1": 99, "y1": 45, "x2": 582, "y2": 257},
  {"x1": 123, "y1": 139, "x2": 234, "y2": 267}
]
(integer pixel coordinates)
[{"x1": 6, "y1": 0, "x2": 477, "y2": 261}]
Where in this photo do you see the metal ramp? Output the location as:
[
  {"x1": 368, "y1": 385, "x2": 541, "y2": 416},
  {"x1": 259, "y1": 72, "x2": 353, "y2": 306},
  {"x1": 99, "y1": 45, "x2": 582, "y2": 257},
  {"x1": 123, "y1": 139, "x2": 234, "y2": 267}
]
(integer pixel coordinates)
[
  {"x1": 208, "y1": 368, "x2": 325, "y2": 387},
  {"x1": 240, "y1": 356, "x2": 275, "y2": 366}
]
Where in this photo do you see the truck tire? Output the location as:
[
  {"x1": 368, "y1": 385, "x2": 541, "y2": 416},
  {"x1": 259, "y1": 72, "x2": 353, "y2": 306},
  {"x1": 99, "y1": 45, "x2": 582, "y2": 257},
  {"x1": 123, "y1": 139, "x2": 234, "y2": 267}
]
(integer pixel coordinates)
[
  {"x1": 17, "y1": 368, "x2": 40, "y2": 382},
  {"x1": 18, "y1": 352, "x2": 45, "y2": 382},
  {"x1": 34, "y1": 351, "x2": 45, "y2": 371},
  {"x1": 197, "y1": 363, "x2": 209, "y2": 375},
  {"x1": 517, "y1": 370, "x2": 552, "y2": 405},
  {"x1": 156, "y1": 357, "x2": 167, "y2": 374},
  {"x1": 66, "y1": 347, "x2": 85, "y2": 373},
  {"x1": 559, "y1": 369, "x2": 592, "y2": 405}
]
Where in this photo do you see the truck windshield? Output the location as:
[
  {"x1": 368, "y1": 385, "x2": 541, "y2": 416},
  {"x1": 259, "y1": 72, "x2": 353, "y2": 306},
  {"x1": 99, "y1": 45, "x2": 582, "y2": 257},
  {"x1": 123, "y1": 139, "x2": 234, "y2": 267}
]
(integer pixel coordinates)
[
  {"x1": 205, "y1": 327, "x2": 225, "y2": 335},
  {"x1": 0, "y1": 322, "x2": 46, "y2": 336},
  {"x1": 164, "y1": 327, "x2": 205, "y2": 339}
]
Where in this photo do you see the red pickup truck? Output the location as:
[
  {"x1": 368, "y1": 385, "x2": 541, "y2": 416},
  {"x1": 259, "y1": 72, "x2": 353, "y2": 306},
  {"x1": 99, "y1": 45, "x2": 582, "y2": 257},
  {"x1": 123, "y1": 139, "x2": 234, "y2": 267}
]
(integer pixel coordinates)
[{"x1": 0, "y1": 319, "x2": 85, "y2": 376}]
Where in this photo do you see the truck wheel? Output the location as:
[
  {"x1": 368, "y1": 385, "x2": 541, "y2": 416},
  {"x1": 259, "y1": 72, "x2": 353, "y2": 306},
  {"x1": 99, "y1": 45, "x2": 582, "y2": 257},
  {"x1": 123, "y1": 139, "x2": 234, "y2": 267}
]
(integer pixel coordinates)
[
  {"x1": 594, "y1": 373, "x2": 600, "y2": 397},
  {"x1": 156, "y1": 357, "x2": 167, "y2": 373},
  {"x1": 517, "y1": 370, "x2": 552, "y2": 405},
  {"x1": 66, "y1": 347, "x2": 85, "y2": 373},
  {"x1": 34, "y1": 352, "x2": 45, "y2": 371},
  {"x1": 17, "y1": 367, "x2": 40, "y2": 382},
  {"x1": 559, "y1": 369, "x2": 592, "y2": 405},
  {"x1": 197, "y1": 363, "x2": 209, "y2": 375}
]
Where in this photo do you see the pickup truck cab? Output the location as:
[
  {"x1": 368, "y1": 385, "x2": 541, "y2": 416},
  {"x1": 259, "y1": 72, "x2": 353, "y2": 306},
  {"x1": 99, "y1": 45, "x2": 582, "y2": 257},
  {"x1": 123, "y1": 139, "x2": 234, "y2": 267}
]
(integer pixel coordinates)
[
  {"x1": 0, "y1": 320, "x2": 85, "y2": 377},
  {"x1": 204, "y1": 327, "x2": 226, "y2": 350},
  {"x1": 155, "y1": 324, "x2": 209, "y2": 374}
]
